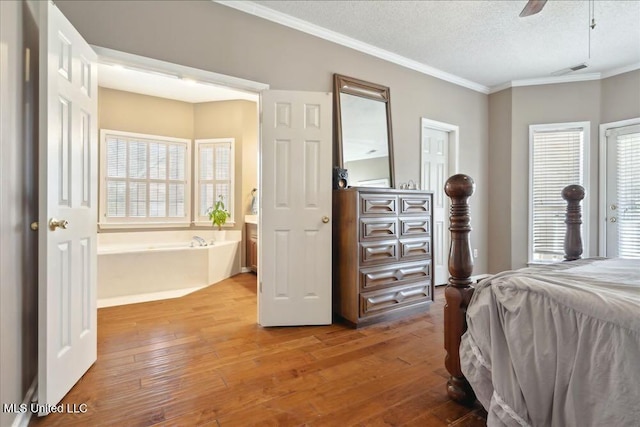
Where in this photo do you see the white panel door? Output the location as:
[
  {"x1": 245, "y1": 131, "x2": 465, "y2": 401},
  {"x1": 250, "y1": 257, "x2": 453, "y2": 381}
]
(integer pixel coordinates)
[
  {"x1": 38, "y1": 2, "x2": 98, "y2": 411},
  {"x1": 260, "y1": 90, "x2": 332, "y2": 326},
  {"x1": 421, "y1": 126, "x2": 448, "y2": 285},
  {"x1": 605, "y1": 124, "x2": 640, "y2": 258}
]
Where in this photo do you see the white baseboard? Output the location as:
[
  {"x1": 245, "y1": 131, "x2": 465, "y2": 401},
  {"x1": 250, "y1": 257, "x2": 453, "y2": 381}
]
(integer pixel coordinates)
[
  {"x1": 11, "y1": 377, "x2": 37, "y2": 427},
  {"x1": 97, "y1": 285, "x2": 208, "y2": 308},
  {"x1": 240, "y1": 267, "x2": 252, "y2": 273}
]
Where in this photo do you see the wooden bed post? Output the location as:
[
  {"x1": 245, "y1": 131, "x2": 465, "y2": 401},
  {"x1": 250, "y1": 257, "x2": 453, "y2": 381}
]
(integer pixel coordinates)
[
  {"x1": 562, "y1": 184, "x2": 585, "y2": 261},
  {"x1": 443, "y1": 174, "x2": 476, "y2": 404}
]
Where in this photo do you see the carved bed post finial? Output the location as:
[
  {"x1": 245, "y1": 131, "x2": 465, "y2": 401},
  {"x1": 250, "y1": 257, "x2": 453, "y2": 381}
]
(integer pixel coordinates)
[
  {"x1": 443, "y1": 174, "x2": 476, "y2": 405},
  {"x1": 562, "y1": 184, "x2": 585, "y2": 261}
]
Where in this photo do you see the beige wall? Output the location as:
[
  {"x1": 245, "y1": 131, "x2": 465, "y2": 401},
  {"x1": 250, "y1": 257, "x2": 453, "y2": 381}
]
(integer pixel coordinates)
[
  {"x1": 193, "y1": 100, "x2": 258, "y2": 226},
  {"x1": 488, "y1": 70, "x2": 640, "y2": 270},
  {"x1": 57, "y1": 0, "x2": 491, "y2": 273},
  {"x1": 98, "y1": 89, "x2": 257, "y2": 234},
  {"x1": 601, "y1": 70, "x2": 640, "y2": 124},
  {"x1": 99, "y1": 87, "x2": 194, "y2": 139},
  {"x1": 511, "y1": 81, "x2": 601, "y2": 268},
  {"x1": 241, "y1": 101, "x2": 258, "y2": 217},
  {"x1": 487, "y1": 88, "x2": 512, "y2": 272}
]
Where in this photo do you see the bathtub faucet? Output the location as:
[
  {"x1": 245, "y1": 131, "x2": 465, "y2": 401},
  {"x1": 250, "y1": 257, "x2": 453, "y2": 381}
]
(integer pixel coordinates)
[{"x1": 192, "y1": 236, "x2": 208, "y2": 246}]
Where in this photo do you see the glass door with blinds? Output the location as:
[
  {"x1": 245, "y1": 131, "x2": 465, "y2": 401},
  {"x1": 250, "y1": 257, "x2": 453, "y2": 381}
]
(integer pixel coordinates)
[
  {"x1": 528, "y1": 122, "x2": 589, "y2": 263},
  {"x1": 605, "y1": 124, "x2": 640, "y2": 258}
]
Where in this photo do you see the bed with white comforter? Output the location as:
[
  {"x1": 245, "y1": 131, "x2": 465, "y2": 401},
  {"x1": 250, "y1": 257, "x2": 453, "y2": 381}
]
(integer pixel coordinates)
[{"x1": 460, "y1": 257, "x2": 640, "y2": 427}]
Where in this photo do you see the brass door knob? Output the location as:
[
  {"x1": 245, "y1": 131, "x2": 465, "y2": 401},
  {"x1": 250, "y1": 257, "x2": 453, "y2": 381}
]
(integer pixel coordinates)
[
  {"x1": 49, "y1": 218, "x2": 69, "y2": 230},
  {"x1": 322, "y1": 216, "x2": 330, "y2": 224},
  {"x1": 30, "y1": 221, "x2": 39, "y2": 231}
]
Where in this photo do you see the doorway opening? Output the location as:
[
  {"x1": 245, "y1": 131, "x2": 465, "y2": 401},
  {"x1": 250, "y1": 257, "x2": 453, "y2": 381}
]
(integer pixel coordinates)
[
  {"x1": 420, "y1": 118, "x2": 459, "y2": 286},
  {"x1": 93, "y1": 47, "x2": 264, "y2": 307},
  {"x1": 598, "y1": 118, "x2": 640, "y2": 258}
]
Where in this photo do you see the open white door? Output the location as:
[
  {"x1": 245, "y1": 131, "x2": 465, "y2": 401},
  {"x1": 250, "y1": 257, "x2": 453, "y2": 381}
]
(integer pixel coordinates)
[
  {"x1": 38, "y1": 1, "x2": 98, "y2": 411},
  {"x1": 259, "y1": 90, "x2": 332, "y2": 326}
]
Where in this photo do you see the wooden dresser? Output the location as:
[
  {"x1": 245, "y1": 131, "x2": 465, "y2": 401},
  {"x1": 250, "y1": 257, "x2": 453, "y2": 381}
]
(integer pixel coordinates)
[{"x1": 333, "y1": 187, "x2": 434, "y2": 327}]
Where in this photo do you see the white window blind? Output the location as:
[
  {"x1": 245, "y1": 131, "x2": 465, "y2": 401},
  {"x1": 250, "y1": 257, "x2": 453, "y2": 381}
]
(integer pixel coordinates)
[
  {"x1": 195, "y1": 139, "x2": 234, "y2": 224},
  {"x1": 529, "y1": 123, "x2": 588, "y2": 263},
  {"x1": 100, "y1": 130, "x2": 190, "y2": 226},
  {"x1": 615, "y1": 129, "x2": 640, "y2": 258}
]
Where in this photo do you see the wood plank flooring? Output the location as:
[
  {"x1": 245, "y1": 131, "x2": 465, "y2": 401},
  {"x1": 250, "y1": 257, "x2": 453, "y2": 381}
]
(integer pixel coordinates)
[{"x1": 30, "y1": 274, "x2": 486, "y2": 427}]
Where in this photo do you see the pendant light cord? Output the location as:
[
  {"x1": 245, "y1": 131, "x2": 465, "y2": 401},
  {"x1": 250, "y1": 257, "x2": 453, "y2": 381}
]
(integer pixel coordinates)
[{"x1": 589, "y1": 0, "x2": 596, "y2": 59}]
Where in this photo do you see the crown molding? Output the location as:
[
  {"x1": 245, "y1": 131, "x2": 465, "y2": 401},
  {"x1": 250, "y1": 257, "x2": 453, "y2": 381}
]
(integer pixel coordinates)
[
  {"x1": 489, "y1": 63, "x2": 640, "y2": 94},
  {"x1": 215, "y1": 0, "x2": 491, "y2": 94},
  {"x1": 490, "y1": 73, "x2": 602, "y2": 94},
  {"x1": 601, "y1": 62, "x2": 640, "y2": 79},
  {"x1": 489, "y1": 81, "x2": 513, "y2": 94},
  {"x1": 216, "y1": 1, "x2": 639, "y2": 97}
]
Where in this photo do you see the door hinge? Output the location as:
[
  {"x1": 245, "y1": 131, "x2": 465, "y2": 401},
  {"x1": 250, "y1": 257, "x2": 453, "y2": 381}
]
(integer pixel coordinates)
[{"x1": 259, "y1": 281, "x2": 263, "y2": 293}]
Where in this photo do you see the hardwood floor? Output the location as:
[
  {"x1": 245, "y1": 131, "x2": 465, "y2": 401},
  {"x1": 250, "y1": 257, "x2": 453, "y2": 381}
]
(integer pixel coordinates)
[{"x1": 30, "y1": 274, "x2": 486, "y2": 427}]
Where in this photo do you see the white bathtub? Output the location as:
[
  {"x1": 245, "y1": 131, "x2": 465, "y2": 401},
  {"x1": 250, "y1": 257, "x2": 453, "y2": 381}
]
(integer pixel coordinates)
[{"x1": 97, "y1": 231, "x2": 241, "y2": 307}]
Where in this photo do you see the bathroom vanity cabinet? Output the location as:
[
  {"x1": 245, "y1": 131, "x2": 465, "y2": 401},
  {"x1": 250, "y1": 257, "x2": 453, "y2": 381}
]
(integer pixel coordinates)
[
  {"x1": 246, "y1": 223, "x2": 258, "y2": 274},
  {"x1": 332, "y1": 187, "x2": 434, "y2": 327}
]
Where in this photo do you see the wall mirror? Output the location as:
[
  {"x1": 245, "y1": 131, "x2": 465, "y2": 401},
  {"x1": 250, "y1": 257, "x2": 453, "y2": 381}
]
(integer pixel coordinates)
[{"x1": 333, "y1": 74, "x2": 394, "y2": 188}]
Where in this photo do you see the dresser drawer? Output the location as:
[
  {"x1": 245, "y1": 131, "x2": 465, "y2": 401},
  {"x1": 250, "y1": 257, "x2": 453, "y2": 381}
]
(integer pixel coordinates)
[
  {"x1": 399, "y1": 217, "x2": 431, "y2": 236},
  {"x1": 359, "y1": 282, "x2": 431, "y2": 318},
  {"x1": 360, "y1": 260, "x2": 431, "y2": 291},
  {"x1": 360, "y1": 240, "x2": 398, "y2": 264},
  {"x1": 400, "y1": 238, "x2": 431, "y2": 259},
  {"x1": 360, "y1": 218, "x2": 398, "y2": 240},
  {"x1": 360, "y1": 194, "x2": 397, "y2": 215},
  {"x1": 400, "y1": 196, "x2": 431, "y2": 214}
]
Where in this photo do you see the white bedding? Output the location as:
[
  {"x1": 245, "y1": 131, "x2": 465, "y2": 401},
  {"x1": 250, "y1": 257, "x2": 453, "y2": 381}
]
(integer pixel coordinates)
[{"x1": 460, "y1": 258, "x2": 640, "y2": 427}]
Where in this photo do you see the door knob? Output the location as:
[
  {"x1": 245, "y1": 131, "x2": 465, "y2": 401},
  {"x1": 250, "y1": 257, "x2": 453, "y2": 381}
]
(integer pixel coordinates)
[
  {"x1": 49, "y1": 218, "x2": 69, "y2": 230},
  {"x1": 610, "y1": 217, "x2": 617, "y2": 223},
  {"x1": 610, "y1": 204, "x2": 617, "y2": 210},
  {"x1": 30, "y1": 221, "x2": 39, "y2": 231},
  {"x1": 322, "y1": 216, "x2": 330, "y2": 224}
]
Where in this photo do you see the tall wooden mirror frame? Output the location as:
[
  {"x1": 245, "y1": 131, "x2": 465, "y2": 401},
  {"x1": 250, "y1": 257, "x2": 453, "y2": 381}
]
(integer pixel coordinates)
[{"x1": 333, "y1": 74, "x2": 395, "y2": 189}]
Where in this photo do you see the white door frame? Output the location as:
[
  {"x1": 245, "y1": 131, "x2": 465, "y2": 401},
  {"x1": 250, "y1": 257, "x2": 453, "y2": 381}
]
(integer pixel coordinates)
[
  {"x1": 420, "y1": 118, "x2": 459, "y2": 285},
  {"x1": 92, "y1": 46, "x2": 269, "y2": 95},
  {"x1": 420, "y1": 118, "x2": 459, "y2": 179},
  {"x1": 598, "y1": 117, "x2": 640, "y2": 256}
]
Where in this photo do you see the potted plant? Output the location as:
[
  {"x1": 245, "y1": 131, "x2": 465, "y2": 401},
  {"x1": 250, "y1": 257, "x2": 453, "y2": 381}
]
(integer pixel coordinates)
[{"x1": 207, "y1": 195, "x2": 230, "y2": 231}]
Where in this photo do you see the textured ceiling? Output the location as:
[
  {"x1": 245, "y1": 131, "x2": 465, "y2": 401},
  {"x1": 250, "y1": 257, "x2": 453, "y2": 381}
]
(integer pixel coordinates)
[{"x1": 248, "y1": 0, "x2": 640, "y2": 90}]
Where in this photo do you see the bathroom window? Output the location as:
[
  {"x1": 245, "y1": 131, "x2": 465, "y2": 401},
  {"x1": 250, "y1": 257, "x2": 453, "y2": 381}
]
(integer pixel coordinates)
[
  {"x1": 99, "y1": 130, "x2": 191, "y2": 227},
  {"x1": 194, "y1": 138, "x2": 235, "y2": 226}
]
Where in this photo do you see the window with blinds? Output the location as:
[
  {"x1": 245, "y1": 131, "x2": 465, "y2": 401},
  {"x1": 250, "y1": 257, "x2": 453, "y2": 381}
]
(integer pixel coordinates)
[
  {"x1": 529, "y1": 122, "x2": 589, "y2": 263},
  {"x1": 100, "y1": 130, "x2": 190, "y2": 226},
  {"x1": 195, "y1": 139, "x2": 235, "y2": 225},
  {"x1": 615, "y1": 129, "x2": 640, "y2": 258}
]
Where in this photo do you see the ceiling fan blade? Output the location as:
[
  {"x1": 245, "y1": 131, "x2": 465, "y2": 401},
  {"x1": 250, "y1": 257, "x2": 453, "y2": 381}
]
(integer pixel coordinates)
[{"x1": 519, "y1": 0, "x2": 547, "y2": 17}]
